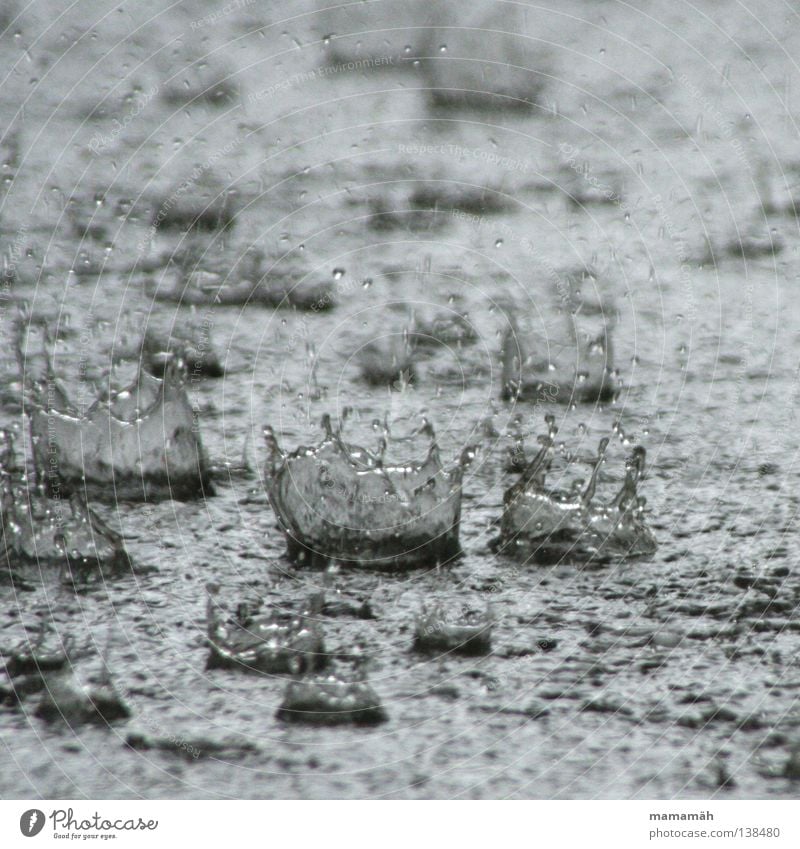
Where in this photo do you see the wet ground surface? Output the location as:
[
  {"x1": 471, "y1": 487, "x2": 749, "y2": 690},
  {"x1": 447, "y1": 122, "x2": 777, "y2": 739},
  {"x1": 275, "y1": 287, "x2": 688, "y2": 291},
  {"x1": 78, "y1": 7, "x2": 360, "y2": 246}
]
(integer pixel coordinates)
[{"x1": 1, "y1": 0, "x2": 800, "y2": 798}]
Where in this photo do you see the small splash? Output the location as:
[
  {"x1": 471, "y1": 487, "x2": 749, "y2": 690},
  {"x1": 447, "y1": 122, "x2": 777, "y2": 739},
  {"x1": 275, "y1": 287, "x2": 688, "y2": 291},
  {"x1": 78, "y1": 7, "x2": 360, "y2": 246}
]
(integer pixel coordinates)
[
  {"x1": 33, "y1": 656, "x2": 130, "y2": 725},
  {"x1": 501, "y1": 276, "x2": 619, "y2": 404},
  {"x1": 358, "y1": 333, "x2": 416, "y2": 387},
  {"x1": 276, "y1": 671, "x2": 387, "y2": 726},
  {"x1": 408, "y1": 308, "x2": 478, "y2": 349},
  {"x1": 1, "y1": 627, "x2": 130, "y2": 724},
  {"x1": 413, "y1": 603, "x2": 493, "y2": 656},
  {"x1": 205, "y1": 585, "x2": 327, "y2": 675}
]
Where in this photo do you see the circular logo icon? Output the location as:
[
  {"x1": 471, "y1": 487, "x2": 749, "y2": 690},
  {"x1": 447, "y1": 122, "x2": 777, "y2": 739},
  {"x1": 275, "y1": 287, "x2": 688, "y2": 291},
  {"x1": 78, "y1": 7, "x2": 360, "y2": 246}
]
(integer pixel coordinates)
[{"x1": 19, "y1": 810, "x2": 45, "y2": 837}]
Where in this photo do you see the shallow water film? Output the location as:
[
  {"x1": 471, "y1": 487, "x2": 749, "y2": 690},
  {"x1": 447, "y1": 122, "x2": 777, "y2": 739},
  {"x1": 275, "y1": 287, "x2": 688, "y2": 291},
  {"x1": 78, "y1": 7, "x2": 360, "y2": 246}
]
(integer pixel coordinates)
[{"x1": 1, "y1": 0, "x2": 800, "y2": 800}]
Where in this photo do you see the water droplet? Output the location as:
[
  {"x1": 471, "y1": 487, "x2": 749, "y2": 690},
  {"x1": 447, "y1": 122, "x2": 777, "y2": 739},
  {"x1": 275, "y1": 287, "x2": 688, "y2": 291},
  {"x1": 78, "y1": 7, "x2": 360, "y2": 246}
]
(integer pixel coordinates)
[{"x1": 332, "y1": 268, "x2": 344, "y2": 280}]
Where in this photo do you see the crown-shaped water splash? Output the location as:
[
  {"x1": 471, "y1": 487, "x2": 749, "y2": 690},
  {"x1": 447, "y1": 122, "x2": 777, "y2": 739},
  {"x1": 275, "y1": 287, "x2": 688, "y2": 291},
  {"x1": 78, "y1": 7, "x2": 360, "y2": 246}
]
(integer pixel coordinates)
[
  {"x1": 28, "y1": 361, "x2": 211, "y2": 502},
  {"x1": 498, "y1": 415, "x2": 656, "y2": 562},
  {"x1": 263, "y1": 415, "x2": 475, "y2": 569}
]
